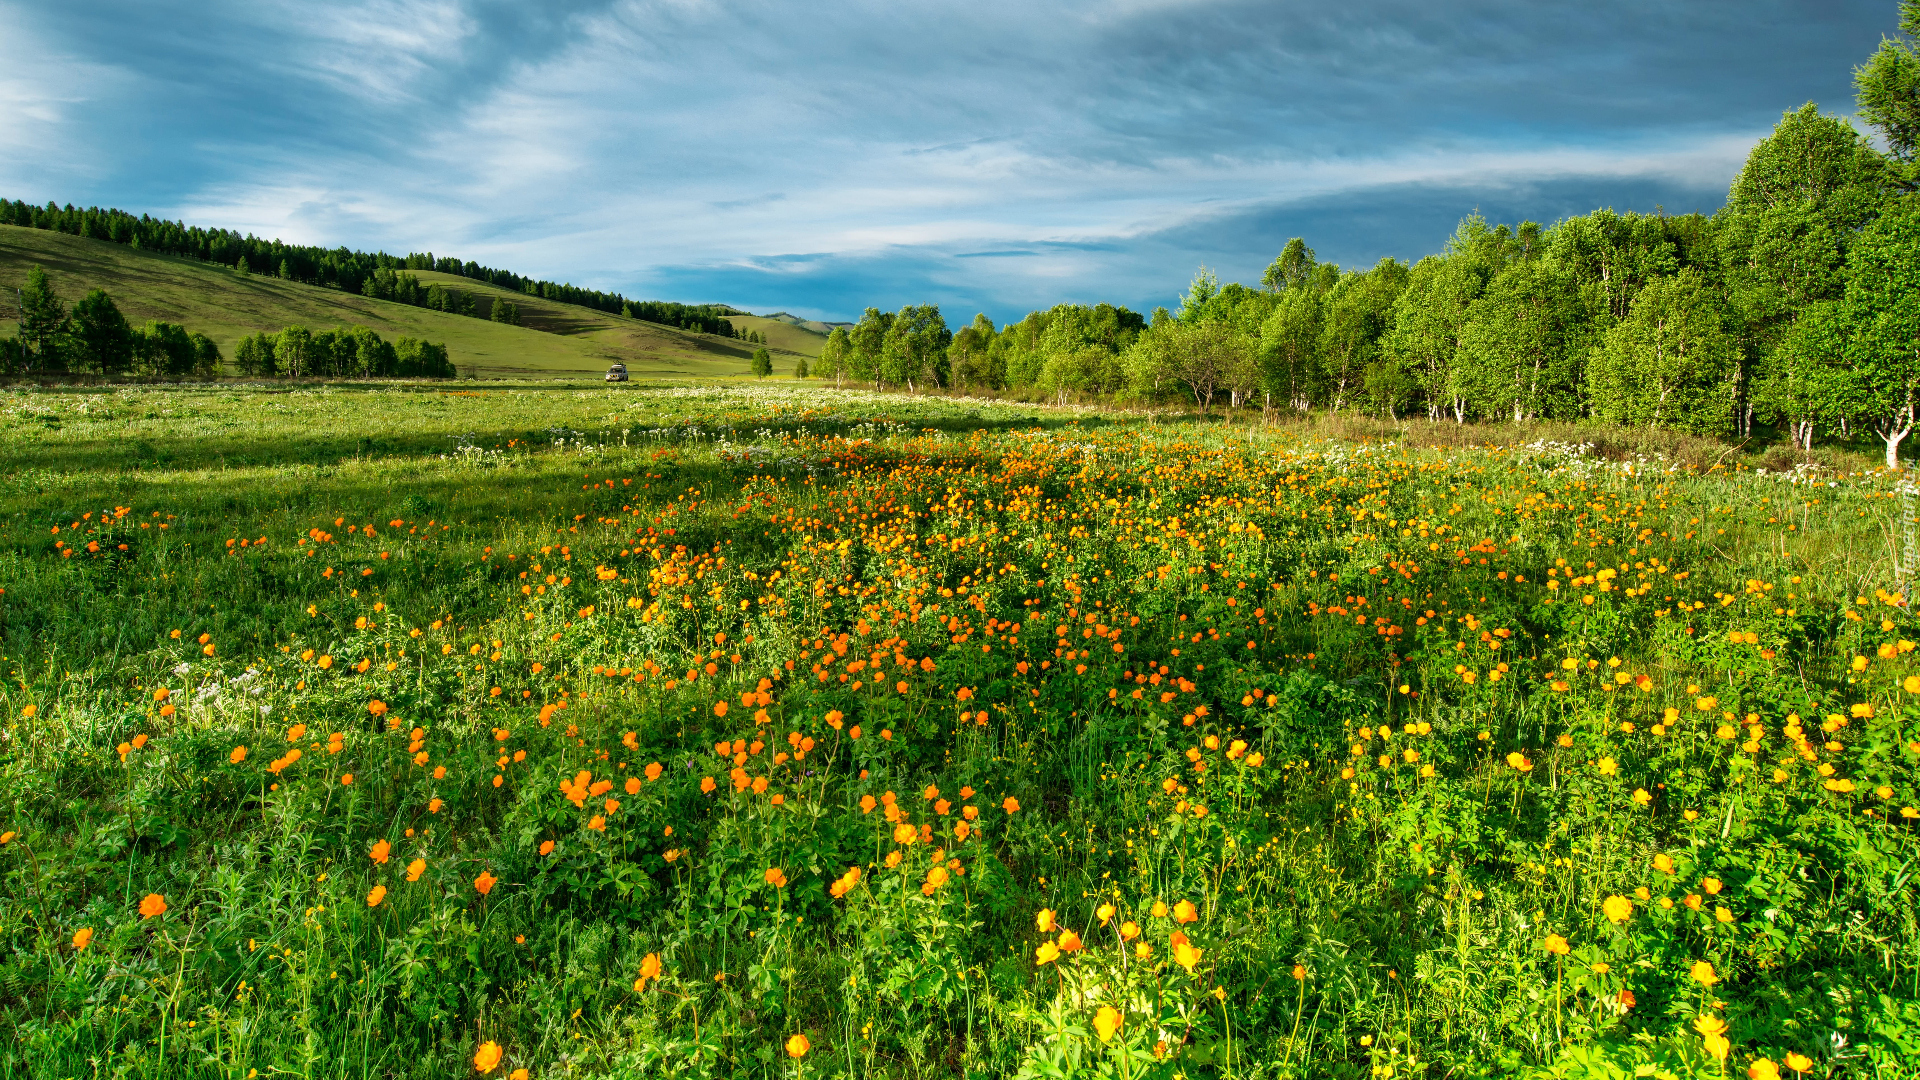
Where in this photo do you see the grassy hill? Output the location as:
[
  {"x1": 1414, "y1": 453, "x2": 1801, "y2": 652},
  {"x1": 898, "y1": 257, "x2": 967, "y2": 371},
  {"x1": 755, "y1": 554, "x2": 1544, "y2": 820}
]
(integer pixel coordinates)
[
  {"x1": 723, "y1": 312, "x2": 829, "y2": 360},
  {"x1": 0, "y1": 225, "x2": 775, "y2": 379}
]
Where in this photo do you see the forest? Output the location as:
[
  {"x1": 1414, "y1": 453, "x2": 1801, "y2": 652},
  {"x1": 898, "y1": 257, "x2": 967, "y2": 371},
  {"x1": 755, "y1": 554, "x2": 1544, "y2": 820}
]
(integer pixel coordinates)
[
  {"x1": 0, "y1": 266, "x2": 451, "y2": 379},
  {"x1": 0, "y1": 201, "x2": 733, "y2": 337},
  {"x1": 816, "y1": 11, "x2": 1920, "y2": 464}
]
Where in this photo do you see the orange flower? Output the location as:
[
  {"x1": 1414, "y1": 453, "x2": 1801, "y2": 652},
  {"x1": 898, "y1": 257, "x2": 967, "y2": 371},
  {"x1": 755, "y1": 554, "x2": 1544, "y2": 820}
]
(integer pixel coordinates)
[
  {"x1": 645, "y1": 762, "x2": 663, "y2": 782},
  {"x1": 367, "y1": 885, "x2": 387, "y2": 908},
  {"x1": 1173, "y1": 900, "x2": 1198, "y2": 924},
  {"x1": 714, "y1": 701, "x2": 728, "y2": 717},
  {"x1": 539, "y1": 840, "x2": 555, "y2": 856},
  {"x1": 634, "y1": 952, "x2": 662, "y2": 992},
  {"x1": 71, "y1": 927, "x2": 93, "y2": 950},
  {"x1": 1543, "y1": 934, "x2": 1570, "y2": 955},
  {"x1": 474, "y1": 870, "x2": 497, "y2": 896},
  {"x1": 1056, "y1": 928, "x2": 1083, "y2": 952},
  {"x1": 625, "y1": 777, "x2": 641, "y2": 795},
  {"x1": 370, "y1": 839, "x2": 391, "y2": 865},
  {"x1": 1690, "y1": 960, "x2": 1718, "y2": 986},
  {"x1": 406, "y1": 858, "x2": 426, "y2": 881},
  {"x1": 1173, "y1": 939, "x2": 1203, "y2": 973},
  {"x1": 368, "y1": 700, "x2": 388, "y2": 716},
  {"x1": 786, "y1": 1034, "x2": 810, "y2": 1059},
  {"x1": 229, "y1": 746, "x2": 247, "y2": 764},
  {"x1": 139, "y1": 893, "x2": 167, "y2": 919},
  {"x1": 473, "y1": 1040, "x2": 503, "y2": 1073},
  {"x1": 764, "y1": 867, "x2": 789, "y2": 888},
  {"x1": 893, "y1": 823, "x2": 917, "y2": 846},
  {"x1": 700, "y1": 776, "x2": 717, "y2": 794},
  {"x1": 1003, "y1": 796, "x2": 1020, "y2": 814}
]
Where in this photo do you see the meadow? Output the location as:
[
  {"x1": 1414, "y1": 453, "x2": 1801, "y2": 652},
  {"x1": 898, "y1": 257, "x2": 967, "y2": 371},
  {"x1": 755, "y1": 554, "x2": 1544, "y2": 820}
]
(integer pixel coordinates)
[{"x1": 1, "y1": 381, "x2": 1916, "y2": 1080}]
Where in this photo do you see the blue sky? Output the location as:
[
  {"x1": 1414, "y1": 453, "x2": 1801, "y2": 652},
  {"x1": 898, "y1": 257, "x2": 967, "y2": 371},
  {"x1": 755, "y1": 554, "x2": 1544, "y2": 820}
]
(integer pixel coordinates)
[{"x1": 0, "y1": 0, "x2": 1897, "y2": 324}]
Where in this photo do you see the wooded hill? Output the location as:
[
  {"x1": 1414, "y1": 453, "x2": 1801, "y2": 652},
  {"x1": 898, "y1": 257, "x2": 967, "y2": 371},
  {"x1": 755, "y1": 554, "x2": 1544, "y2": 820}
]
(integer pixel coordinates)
[{"x1": 0, "y1": 226, "x2": 819, "y2": 379}]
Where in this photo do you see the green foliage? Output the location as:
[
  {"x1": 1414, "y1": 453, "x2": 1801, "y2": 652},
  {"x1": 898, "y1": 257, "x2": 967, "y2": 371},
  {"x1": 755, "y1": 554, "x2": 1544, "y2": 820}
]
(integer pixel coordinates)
[
  {"x1": 2, "y1": 385, "x2": 1915, "y2": 1080},
  {"x1": 1588, "y1": 270, "x2": 1739, "y2": 433},
  {"x1": 65, "y1": 288, "x2": 134, "y2": 374},
  {"x1": 751, "y1": 347, "x2": 773, "y2": 378},
  {"x1": 1854, "y1": 0, "x2": 1920, "y2": 175}
]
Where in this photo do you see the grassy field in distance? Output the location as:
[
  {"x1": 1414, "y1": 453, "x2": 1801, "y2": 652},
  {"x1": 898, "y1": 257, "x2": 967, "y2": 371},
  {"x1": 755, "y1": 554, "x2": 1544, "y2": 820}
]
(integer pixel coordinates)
[
  {"x1": 0, "y1": 226, "x2": 756, "y2": 379},
  {"x1": 723, "y1": 312, "x2": 829, "y2": 360}
]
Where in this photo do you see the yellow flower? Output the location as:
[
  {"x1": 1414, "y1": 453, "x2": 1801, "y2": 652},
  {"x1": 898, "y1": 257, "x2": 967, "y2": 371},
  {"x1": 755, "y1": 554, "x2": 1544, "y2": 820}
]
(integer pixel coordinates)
[
  {"x1": 1173, "y1": 940, "x2": 1203, "y2": 973},
  {"x1": 473, "y1": 1040, "x2": 503, "y2": 1073},
  {"x1": 1602, "y1": 895, "x2": 1634, "y2": 924},
  {"x1": 1691, "y1": 960, "x2": 1718, "y2": 986},
  {"x1": 786, "y1": 1034, "x2": 810, "y2": 1059},
  {"x1": 1784, "y1": 1052, "x2": 1814, "y2": 1074},
  {"x1": 1749, "y1": 1059, "x2": 1782, "y2": 1080},
  {"x1": 1093, "y1": 1006, "x2": 1123, "y2": 1042},
  {"x1": 1543, "y1": 934, "x2": 1570, "y2": 955},
  {"x1": 1035, "y1": 941, "x2": 1061, "y2": 966},
  {"x1": 1694, "y1": 1014, "x2": 1729, "y2": 1062}
]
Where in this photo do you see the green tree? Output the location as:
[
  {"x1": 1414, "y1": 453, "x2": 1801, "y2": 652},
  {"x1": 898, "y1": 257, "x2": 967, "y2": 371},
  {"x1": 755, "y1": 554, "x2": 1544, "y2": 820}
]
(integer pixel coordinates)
[
  {"x1": 491, "y1": 300, "x2": 521, "y2": 326},
  {"x1": 134, "y1": 321, "x2": 197, "y2": 377},
  {"x1": 1841, "y1": 195, "x2": 1920, "y2": 467},
  {"x1": 1257, "y1": 287, "x2": 1323, "y2": 413},
  {"x1": 1753, "y1": 301, "x2": 1855, "y2": 449},
  {"x1": 235, "y1": 255, "x2": 250, "y2": 275},
  {"x1": 881, "y1": 305, "x2": 952, "y2": 390},
  {"x1": 750, "y1": 347, "x2": 773, "y2": 377},
  {"x1": 847, "y1": 309, "x2": 893, "y2": 388},
  {"x1": 1855, "y1": 0, "x2": 1920, "y2": 184},
  {"x1": 793, "y1": 355, "x2": 810, "y2": 379},
  {"x1": 818, "y1": 327, "x2": 852, "y2": 386},
  {"x1": 1456, "y1": 261, "x2": 1586, "y2": 422},
  {"x1": 276, "y1": 325, "x2": 313, "y2": 378},
  {"x1": 1317, "y1": 260, "x2": 1409, "y2": 412},
  {"x1": 65, "y1": 289, "x2": 134, "y2": 374},
  {"x1": 1261, "y1": 238, "x2": 1316, "y2": 293},
  {"x1": 17, "y1": 265, "x2": 66, "y2": 368},
  {"x1": 1587, "y1": 270, "x2": 1738, "y2": 433},
  {"x1": 1388, "y1": 254, "x2": 1487, "y2": 421},
  {"x1": 1126, "y1": 319, "x2": 1251, "y2": 410},
  {"x1": 1718, "y1": 104, "x2": 1889, "y2": 432},
  {"x1": 190, "y1": 333, "x2": 221, "y2": 378},
  {"x1": 948, "y1": 313, "x2": 1000, "y2": 391}
]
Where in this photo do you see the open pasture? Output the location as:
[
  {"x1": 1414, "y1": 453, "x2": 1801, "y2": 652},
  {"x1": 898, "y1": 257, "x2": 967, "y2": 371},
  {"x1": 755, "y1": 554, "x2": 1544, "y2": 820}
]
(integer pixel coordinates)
[{"x1": 1, "y1": 384, "x2": 1916, "y2": 1079}]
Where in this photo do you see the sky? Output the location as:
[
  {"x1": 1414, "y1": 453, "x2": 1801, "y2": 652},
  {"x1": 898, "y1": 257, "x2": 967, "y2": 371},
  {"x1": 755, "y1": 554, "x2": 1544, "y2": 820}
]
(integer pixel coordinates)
[{"x1": 0, "y1": 0, "x2": 1900, "y2": 324}]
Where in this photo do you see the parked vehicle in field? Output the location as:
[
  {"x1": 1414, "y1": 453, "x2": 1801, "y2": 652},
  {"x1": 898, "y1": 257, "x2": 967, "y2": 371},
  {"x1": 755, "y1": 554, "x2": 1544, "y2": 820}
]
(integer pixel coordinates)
[{"x1": 605, "y1": 364, "x2": 628, "y2": 382}]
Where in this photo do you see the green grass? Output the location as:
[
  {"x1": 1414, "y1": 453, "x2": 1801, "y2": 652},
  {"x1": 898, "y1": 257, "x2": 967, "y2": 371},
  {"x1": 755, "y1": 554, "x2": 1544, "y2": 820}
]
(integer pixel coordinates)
[
  {"x1": 2, "y1": 384, "x2": 1918, "y2": 1080},
  {"x1": 724, "y1": 314, "x2": 828, "y2": 361},
  {"x1": 0, "y1": 226, "x2": 761, "y2": 379}
]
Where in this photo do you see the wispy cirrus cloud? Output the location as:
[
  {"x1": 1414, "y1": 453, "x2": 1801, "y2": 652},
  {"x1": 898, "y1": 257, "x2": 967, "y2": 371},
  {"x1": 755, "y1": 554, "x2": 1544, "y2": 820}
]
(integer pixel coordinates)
[{"x1": 0, "y1": 0, "x2": 1894, "y2": 322}]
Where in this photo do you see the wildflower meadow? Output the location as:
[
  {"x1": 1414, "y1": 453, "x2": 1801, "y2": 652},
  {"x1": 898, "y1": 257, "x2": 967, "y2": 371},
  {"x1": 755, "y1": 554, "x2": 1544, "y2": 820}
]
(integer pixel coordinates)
[{"x1": 2, "y1": 383, "x2": 1917, "y2": 1080}]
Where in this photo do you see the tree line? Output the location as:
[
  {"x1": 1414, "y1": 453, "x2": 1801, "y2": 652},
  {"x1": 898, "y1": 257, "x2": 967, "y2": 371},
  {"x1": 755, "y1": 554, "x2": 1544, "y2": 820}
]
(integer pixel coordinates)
[
  {"x1": 1, "y1": 268, "x2": 451, "y2": 379},
  {"x1": 0, "y1": 200, "x2": 733, "y2": 336},
  {"x1": 818, "y1": 2, "x2": 1920, "y2": 465}
]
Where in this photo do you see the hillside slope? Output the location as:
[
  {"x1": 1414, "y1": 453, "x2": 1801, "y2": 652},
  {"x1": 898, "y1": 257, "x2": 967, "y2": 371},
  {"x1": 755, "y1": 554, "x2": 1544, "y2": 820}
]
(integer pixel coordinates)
[
  {"x1": 0, "y1": 226, "x2": 756, "y2": 379},
  {"x1": 722, "y1": 312, "x2": 828, "y2": 359}
]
